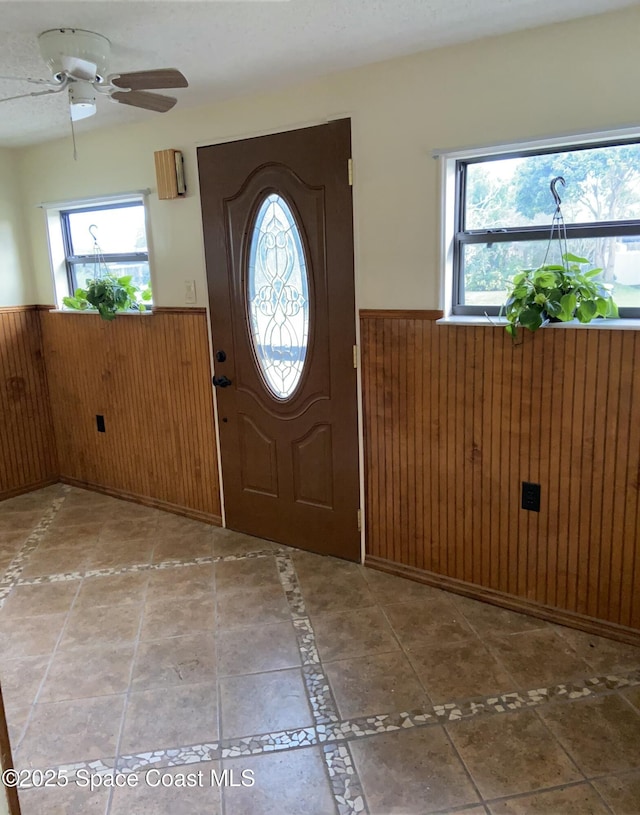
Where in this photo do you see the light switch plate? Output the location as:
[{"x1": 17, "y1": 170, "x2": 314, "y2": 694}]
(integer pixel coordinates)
[{"x1": 184, "y1": 279, "x2": 196, "y2": 305}]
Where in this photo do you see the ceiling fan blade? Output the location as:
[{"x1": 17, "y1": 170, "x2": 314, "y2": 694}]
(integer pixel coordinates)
[
  {"x1": 0, "y1": 74, "x2": 55, "y2": 85},
  {"x1": 111, "y1": 90, "x2": 177, "y2": 113},
  {"x1": 61, "y1": 56, "x2": 97, "y2": 82},
  {"x1": 0, "y1": 86, "x2": 66, "y2": 104},
  {"x1": 111, "y1": 69, "x2": 188, "y2": 91}
]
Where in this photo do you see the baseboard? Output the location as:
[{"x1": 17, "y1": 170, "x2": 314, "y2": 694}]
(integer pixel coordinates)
[
  {"x1": 59, "y1": 477, "x2": 222, "y2": 526},
  {"x1": 0, "y1": 477, "x2": 58, "y2": 502},
  {"x1": 365, "y1": 555, "x2": 640, "y2": 647}
]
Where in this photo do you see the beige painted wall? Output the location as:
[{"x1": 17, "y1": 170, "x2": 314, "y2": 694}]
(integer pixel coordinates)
[
  {"x1": 0, "y1": 147, "x2": 34, "y2": 306},
  {"x1": 13, "y1": 5, "x2": 640, "y2": 309}
]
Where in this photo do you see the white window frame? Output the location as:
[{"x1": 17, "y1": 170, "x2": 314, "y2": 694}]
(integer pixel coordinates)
[{"x1": 437, "y1": 126, "x2": 640, "y2": 327}]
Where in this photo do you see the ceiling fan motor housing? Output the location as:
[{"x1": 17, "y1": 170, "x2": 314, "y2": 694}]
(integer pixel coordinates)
[{"x1": 38, "y1": 28, "x2": 111, "y2": 81}]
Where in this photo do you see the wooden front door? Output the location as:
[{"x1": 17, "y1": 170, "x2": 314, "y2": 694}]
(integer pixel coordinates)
[{"x1": 198, "y1": 120, "x2": 360, "y2": 561}]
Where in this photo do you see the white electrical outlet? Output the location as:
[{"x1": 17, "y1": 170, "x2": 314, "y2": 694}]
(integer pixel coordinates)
[{"x1": 184, "y1": 280, "x2": 196, "y2": 305}]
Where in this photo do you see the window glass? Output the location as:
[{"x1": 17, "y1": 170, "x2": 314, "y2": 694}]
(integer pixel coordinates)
[
  {"x1": 58, "y1": 199, "x2": 150, "y2": 297},
  {"x1": 66, "y1": 203, "x2": 148, "y2": 255},
  {"x1": 72, "y1": 260, "x2": 150, "y2": 292},
  {"x1": 462, "y1": 238, "x2": 640, "y2": 308},
  {"x1": 454, "y1": 139, "x2": 640, "y2": 316},
  {"x1": 465, "y1": 143, "x2": 640, "y2": 231},
  {"x1": 247, "y1": 193, "x2": 310, "y2": 399}
]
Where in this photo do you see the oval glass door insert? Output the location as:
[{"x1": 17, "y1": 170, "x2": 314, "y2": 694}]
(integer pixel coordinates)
[{"x1": 247, "y1": 193, "x2": 310, "y2": 399}]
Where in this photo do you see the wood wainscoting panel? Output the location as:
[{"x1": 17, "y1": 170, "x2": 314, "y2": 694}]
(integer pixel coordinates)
[
  {"x1": 360, "y1": 311, "x2": 640, "y2": 635},
  {"x1": 0, "y1": 306, "x2": 57, "y2": 499},
  {"x1": 40, "y1": 310, "x2": 220, "y2": 520}
]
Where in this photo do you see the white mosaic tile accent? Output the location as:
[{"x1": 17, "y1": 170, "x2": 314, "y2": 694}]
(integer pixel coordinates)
[
  {"x1": 16, "y1": 548, "x2": 282, "y2": 586},
  {"x1": 275, "y1": 553, "x2": 307, "y2": 618},
  {"x1": 0, "y1": 485, "x2": 68, "y2": 607},
  {"x1": 221, "y1": 728, "x2": 317, "y2": 758},
  {"x1": 276, "y1": 553, "x2": 342, "y2": 726},
  {"x1": 315, "y1": 669, "x2": 640, "y2": 743},
  {"x1": 117, "y1": 744, "x2": 220, "y2": 773},
  {"x1": 293, "y1": 617, "x2": 320, "y2": 665},
  {"x1": 303, "y1": 665, "x2": 341, "y2": 725},
  {"x1": 323, "y1": 743, "x2": 368, "y2": 815}
]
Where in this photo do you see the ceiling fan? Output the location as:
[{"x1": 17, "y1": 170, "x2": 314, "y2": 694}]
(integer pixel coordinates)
[{"x1": 0, "y1": 28, "x2": 188, "y2": 121}]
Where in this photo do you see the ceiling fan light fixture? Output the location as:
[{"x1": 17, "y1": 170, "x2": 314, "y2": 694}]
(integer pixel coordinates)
[{"x1": 69, "y1": 84, "x2": 96, "y2": 121}]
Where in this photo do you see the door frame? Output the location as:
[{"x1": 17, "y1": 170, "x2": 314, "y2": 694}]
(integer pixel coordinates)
[{"x1": 195, "y1": 116, "x2": 366, "y2": 562}]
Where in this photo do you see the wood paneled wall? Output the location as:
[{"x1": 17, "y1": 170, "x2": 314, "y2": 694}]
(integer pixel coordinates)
[
  {"x1": 40, "y1": 309, "x2": 221, "y2": 522},
  {"x1": 0, "y1": 306, "x2": 57, "y2": 498},
  {"x1": 361, "y1": 311, "x2": 640, "y2": 640}
]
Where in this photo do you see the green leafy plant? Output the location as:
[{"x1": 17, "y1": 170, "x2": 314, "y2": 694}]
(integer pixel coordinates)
[
  {"x1": 502, "y1": 253, "x2": 619, "y2": 338},
  {"x1": 63, "y1": 274, "x2": 152, "y2": 321}
]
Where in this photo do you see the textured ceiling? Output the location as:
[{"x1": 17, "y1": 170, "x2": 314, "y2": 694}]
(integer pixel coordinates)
[{"x1": 0, "y1": 0, "x2": 636, "y2": 147}]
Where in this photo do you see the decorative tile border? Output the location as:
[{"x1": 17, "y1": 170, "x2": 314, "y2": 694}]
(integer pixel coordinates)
[
  {"x1": 114, "y1": 728, "x2": 319, "y2": 775},
  {"x1": 15, "y1": 548, "x2": 283, "y2": 586},
  {"x1": 38, "y1": 757, "x2": 117, "y2": 783},
  {"x1": 303, "y1": 665, "x2": 341, "y2": 725},
  {"x1": 316, "y1": 668, "x2": 640, "y2": 744},
  {"x1": 275, "y1": 554, "x2": 306, "y2": 618},
  {"x1": 275, "y1": 553, "x2": 341, "y2": 726},
  {"x1": 322, "y1": 744, "x2": 368, "y2": 815},
  {"x1": 276, "y1": 553, "x2": 365, "y2": 812},
  {"x1": 317, "y1": 710, "x2": 434, "y2": 743},
  {"x1": 220, "y1": 727, "x2": 317, "y2": 758},
  {"x1": 292, "y1": 617, "x2": 321, "y2": 665},
  {"x1": 0, "y1": 485, "x2": 68, "y2": 608},
  {"x1": 117, "y1": 744, "x2": 220, "y2": 773}
]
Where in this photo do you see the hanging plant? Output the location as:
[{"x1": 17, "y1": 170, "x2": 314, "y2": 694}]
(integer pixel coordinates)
[
  {"x1": 63, "y1": 275, "x2": 152, "y2": 321},
  {"x1": 503, "y1": 253, "x2": 618, "y2": 337},
  {"x1": 502, "y1": 177, "x2": 619, "y2": 338},
  {"x1": 61, "y1": 223, "x2": 152, "y2": 321}
]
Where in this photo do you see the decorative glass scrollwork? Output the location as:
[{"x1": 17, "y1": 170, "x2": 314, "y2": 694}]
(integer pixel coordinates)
[{"x1": 247, "y1": 193, "x2": 310, "y2": 399}]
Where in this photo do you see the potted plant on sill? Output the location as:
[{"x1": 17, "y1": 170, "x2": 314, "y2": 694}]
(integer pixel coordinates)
[{"x1": 501, "y1": 176, "x2": 619, "y2": 338}]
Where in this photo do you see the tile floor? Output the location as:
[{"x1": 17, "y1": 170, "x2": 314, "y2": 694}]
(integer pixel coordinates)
[{"x1": 0, "y1": 484, "x2": 639, "y2": 814}]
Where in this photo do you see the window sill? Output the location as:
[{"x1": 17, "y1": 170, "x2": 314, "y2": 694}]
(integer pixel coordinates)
[
  {"x1": 48, "y1": 308, "x2": 153, "y2": 316},
  {"x1": 437, "y1": 316, "x2": 640, "y2": 331}
]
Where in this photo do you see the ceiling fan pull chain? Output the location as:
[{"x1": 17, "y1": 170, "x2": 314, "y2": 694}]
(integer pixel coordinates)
[{"x1": 69, "y1": 109, "x2": 78, "y2": 161}]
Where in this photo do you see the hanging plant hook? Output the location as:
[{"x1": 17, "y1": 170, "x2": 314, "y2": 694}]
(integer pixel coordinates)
[
  {"x1": 550, "y1": 176, "x2": 565, "y2": 212},
  {"x1": 88, "y1": 224, "x2": 99, "y2": 244}
]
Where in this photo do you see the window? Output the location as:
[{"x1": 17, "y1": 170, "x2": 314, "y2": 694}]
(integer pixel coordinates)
[
  {"x1": 45, "y1": 194, "x2": 152, "y2": 309},
  {"x1": 450, "y1": 138, "x2": 640, "y2": 318},
  {"x1": 61, "y1": 200, "x2": 150, "y2": 294}
]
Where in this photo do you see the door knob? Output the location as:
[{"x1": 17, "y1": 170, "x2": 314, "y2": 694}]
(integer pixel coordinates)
[{"x1": 212, "y1": 375, "x2": 232, "y2": 388}]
